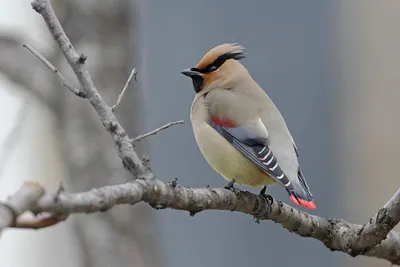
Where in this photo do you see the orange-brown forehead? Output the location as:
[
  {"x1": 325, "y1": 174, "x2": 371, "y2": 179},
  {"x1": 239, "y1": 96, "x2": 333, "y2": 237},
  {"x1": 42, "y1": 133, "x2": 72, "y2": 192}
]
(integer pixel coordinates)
[
  {"x1": 195, "y1": 50, "x2": 219, "y2": 70},
  {"x1": 194, "y1": 44, "x2": 239, "y2": 69}
]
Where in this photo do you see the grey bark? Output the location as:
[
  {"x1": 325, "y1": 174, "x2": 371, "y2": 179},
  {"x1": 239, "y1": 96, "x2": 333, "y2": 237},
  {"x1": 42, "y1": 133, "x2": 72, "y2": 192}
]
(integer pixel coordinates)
[{"x1": 2, "y1": 178, "x2": 400, "y2": 264}]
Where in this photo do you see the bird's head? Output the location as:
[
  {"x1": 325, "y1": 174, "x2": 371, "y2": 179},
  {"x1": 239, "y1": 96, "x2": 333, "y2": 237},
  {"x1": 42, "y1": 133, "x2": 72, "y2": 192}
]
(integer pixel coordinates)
[{"x1": 181, "y1": 43, "x2": 248, "y2": 94}]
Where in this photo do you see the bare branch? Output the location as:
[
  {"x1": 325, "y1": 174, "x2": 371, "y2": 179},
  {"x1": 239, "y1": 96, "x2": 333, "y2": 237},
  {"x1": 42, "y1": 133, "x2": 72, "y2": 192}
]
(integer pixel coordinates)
[
  {"x1": 0, "y1": 181, "x2": 45, "y2": 231},
  {"x1": 111, "y1": 68, "x2": 137, "y2": 112},
  {"x1": 350, "y1": 188, "x2": 400, "y2": 255},
  {"x1": 131, "y1": 120, "x2": 185, "y2": 142},
  {"x1": 0, "y1": 179, "x2": 398, "y2": 264},
  {"x1": 0, "y1": 35, "x2": 53, "y2": 109},
  {"x1": 22, "y1": 43, "x2": 86, "y2": 98},
  {"x1": 30, "y1": 0, "x2": 151, "y2": 177}
]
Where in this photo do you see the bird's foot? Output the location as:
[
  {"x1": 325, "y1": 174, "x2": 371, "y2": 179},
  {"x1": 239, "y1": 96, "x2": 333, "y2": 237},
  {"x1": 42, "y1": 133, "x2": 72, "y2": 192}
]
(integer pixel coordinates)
[
  {"x1": 224, "y1": 179, "x2": 236, "y2": 190},
  {"x1": 224, "y1": 179, "x2": 241, "y2": 197},
  {"x1": 259, "y1": 186, "x2": 267, "y2": 197},
  {"x1": 259, "y1": 186, "x2": 273, "y2": 204}
]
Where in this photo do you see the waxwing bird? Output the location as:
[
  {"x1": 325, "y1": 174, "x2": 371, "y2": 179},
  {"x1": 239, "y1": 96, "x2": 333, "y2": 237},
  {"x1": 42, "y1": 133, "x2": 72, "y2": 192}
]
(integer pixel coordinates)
[{"x1": 181, "y1": 43, "x2": 316, "y2": 209}]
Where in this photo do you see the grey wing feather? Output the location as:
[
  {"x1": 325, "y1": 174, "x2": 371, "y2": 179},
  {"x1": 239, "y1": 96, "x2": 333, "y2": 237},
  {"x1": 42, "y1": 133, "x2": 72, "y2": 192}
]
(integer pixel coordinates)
[{"x1": 208, "y1": 120, "x2": 295, "y2": 192}]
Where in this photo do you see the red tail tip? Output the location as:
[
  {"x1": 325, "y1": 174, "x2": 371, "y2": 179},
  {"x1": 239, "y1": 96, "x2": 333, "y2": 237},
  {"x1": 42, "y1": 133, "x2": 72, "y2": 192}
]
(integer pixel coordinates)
[{"x1": 289, "y1": 196, "x2": 317, "y2": 209}]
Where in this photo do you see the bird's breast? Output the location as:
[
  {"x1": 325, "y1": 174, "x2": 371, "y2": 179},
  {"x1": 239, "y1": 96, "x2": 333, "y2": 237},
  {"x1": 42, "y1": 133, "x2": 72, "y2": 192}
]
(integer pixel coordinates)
[{"x1": 191, "y1": 119, "x2": 275, "y2": 187}]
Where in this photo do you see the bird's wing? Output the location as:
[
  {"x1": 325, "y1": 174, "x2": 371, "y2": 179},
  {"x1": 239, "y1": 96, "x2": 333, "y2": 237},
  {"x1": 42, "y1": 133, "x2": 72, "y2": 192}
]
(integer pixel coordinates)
[
  {"x1": 208, "y1": 116, "x2": 316, "y2": 209},
  {"x1": 208, "y1": 117, "x2": 295, "y2": 192},
  {"x1": 205, "y1": 89, "x2": 316, "y2": 209},
  {"x1": 293, "y1": 143, "x2": 313, "y2": 199}
]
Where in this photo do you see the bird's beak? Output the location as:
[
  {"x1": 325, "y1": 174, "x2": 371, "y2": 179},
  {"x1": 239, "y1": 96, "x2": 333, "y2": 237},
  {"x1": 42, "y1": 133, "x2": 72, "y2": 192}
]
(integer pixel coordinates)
[
  {"x1": 181, "y1": 68, "x2": 204, "y2": 93},
  {"x1": 181, "y1": 69, "x2": 201, "y2": 77}
]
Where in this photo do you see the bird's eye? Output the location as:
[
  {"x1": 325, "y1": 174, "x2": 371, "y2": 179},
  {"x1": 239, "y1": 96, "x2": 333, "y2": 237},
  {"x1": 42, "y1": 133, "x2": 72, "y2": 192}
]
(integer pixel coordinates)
[{"x1": 209, "y1": 66, "x2": 217, "y2": 72}]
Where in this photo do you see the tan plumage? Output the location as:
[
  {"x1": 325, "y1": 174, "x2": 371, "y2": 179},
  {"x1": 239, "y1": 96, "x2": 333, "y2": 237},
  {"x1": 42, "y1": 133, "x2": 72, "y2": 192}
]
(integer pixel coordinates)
[
  {"x1": 182, "y1": 43, "x2": 316, "y2": 209},
  {"x1": 194, "y1": 44, "x2": 248, "y2": 92},
  {"x1": 191, "y1": 92, "x2": 273, "y2": 187}
]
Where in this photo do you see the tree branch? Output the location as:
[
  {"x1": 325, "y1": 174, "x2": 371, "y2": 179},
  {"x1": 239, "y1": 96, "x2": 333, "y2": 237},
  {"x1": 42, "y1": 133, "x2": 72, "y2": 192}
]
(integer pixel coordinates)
[
  {"x1": 31, "y1": 0, "x2": 151, "y2": 177},
  {"x1": 349, "y1": 188, "x2": 400, "y2": 254},
  {"x1": 131, "y1": 120, "x2": 185, "y2": 142},
  {"x1": 0, "y1": 35, "x2": 54, "y2": 110},
  {"x1": 111, "y1": 68, "x2": 137, "y2": 112},
  {"x1": 34, "y1": 183, "x2": 400, "y2": 265},
  {"x1": 22, "y1": 43, "x2": 86, "y2": 98},
  {"x1": 1, "y1": 0, "x2": 392, "y2": 265},
  {"x1": 0, "y1": 181, "x2": 45, "y2": 230},
  {"x1": 0, "y1": 179, "x2": 399, "y2": 264}
]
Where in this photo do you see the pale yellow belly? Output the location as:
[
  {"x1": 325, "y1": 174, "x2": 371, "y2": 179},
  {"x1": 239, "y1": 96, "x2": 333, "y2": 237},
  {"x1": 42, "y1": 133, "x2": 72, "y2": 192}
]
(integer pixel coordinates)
[{"x1": 194, "y1": 124, "x2": 276, "y2": 187}]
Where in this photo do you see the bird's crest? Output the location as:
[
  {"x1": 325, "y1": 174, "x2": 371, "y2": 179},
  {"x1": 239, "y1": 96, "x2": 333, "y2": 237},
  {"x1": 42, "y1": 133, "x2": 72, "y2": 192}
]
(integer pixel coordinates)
[{"x1": 195, "y1": 43, "x2": 245, "y2": 72}]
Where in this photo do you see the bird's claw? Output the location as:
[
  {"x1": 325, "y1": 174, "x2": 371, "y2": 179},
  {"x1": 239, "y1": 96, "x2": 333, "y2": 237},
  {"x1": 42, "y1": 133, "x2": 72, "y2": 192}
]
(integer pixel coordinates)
[
  {"x1": 168, "y1": 178, "x2": 178, "y2": 188},
  {"x1": 259, "y1": 186, "x2": 273, "y2": 204},
  {"x1": 265, "y1": 194, "x2": 274, "y2": 205},
  {"x1": 224, "y1": 179, "x2": 236, "y2": 190},
  {"x1": 259, "y1": 186, "x2": 267, "y2": 197}
]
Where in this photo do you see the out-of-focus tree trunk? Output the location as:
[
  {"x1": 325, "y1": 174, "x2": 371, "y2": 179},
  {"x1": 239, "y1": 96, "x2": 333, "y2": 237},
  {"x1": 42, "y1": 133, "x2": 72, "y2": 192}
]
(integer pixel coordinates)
[
  {"x1": 0, "y1": 1, "x2": 162, "y2": 267},
  {"x1": 336, "y1": 1, "x2": 400, "y2": 266},
  {"x1": 52, "y1": 1, "x2": 162, "y2": 267}
]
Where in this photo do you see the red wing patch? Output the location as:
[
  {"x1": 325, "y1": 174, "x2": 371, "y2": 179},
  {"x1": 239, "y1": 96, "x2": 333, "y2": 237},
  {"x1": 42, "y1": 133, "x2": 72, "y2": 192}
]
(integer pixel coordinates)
[{"x1": 210, "y1": 116, "x2": 237, "y2": 128}]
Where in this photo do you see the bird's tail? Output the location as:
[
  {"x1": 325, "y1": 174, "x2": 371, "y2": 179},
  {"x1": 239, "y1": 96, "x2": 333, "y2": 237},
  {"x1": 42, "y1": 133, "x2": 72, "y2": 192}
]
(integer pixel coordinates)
[
  {"x1": 286, "y1": 170, "x2": 316, "y2": 209},
  {"x1": 288, "y1": 190, "x2": 316, "y2": 209}
]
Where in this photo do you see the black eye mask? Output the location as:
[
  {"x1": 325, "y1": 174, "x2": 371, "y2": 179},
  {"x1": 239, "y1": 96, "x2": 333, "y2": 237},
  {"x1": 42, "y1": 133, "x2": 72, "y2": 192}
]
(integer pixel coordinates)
[{"x1": 195, "y1": 51, "x2": 246, "y2": 74}]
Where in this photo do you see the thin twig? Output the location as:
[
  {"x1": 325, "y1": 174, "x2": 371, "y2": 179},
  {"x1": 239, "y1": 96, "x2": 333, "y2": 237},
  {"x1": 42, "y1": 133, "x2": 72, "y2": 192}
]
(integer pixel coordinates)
[
  {"x1": 22, "y1": 43, "x2": 86, "y2": 98},
  {"x1": 31, "y1": 0, "x2": 150, "y2": 176},
  {"x1": 131, "y1": 120, "x2": 185, "y2": 142},
  {"x1": 111, "y1": 68, "x2": 137, "y2": 112}
]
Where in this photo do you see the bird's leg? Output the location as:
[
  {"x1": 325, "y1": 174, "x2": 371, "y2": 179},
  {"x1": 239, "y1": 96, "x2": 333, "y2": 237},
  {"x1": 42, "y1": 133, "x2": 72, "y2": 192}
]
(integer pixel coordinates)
[
  {"x1": 224, "y1": 179, "x2": 236, "y2": 190},
  {"x1": 259, "y1": 186, "x2": 267, "y2": 197},
  {"x1": 258, "y1": 186, "x2": 273, "y2": 204},
  {"x1": 224, "y1": 179, "x2": 242, "y2": 201},
  {"x1": 254, "y1": 185, "x2": 274, "y2": 224}
]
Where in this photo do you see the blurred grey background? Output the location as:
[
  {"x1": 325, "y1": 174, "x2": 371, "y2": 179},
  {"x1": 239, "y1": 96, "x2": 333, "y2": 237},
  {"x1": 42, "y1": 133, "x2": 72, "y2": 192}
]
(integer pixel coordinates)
[
  {"x1": 139, "y1": 1, "x2": 338, "y2": 267},
  {"x1": 0, "y1": 0, "x2": 399, "y2": 267}
]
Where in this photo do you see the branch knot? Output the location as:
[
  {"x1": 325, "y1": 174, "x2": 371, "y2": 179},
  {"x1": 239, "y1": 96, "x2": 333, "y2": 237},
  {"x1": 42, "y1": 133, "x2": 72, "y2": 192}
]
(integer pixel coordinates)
[
  {"x1": 77, "y1": 53, "x2": 87, "y2": 64},
  {"x1": 31, "y1": 1, "x2": 45, "y2": 13}
]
